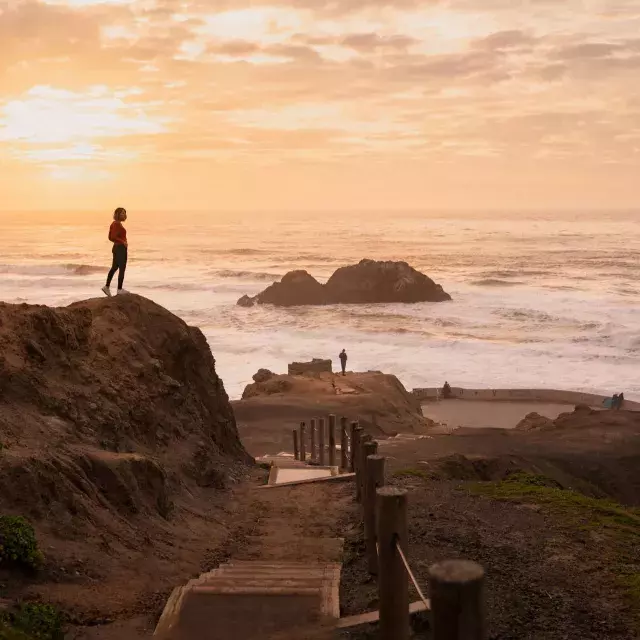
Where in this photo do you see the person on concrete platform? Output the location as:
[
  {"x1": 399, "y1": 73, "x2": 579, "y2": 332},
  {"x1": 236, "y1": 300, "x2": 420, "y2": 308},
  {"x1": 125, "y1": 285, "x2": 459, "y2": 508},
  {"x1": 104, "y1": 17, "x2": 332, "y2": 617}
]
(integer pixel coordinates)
[{"x1": 339, "y1": 349, "x2": 347, "y2": 376}]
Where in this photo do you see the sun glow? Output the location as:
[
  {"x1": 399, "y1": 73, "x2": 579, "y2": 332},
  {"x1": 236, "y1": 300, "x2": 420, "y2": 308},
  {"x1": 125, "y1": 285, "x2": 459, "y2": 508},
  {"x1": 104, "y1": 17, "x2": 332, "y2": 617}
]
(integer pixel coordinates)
[{"x1": 0, "y1": 86, "x2": 167, "y2": 165}]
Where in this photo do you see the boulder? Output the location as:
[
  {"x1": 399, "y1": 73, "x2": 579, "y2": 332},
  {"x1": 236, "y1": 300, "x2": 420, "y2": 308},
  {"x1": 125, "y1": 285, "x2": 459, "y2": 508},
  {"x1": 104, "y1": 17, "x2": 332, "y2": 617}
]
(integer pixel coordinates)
[
  {"x1": 288, "y1": 359, "x2": 333, "y2": 375},
  {"x1": 253, "y1": 368, "x2": 275, "y2": 383},
  {"x1": 251, "y1": 270, "x2": 328, "y2": 307},
  {"x1": 515, "y1": 412, "x2": 555, "y2": 432},
  {"x1": 236, "y1": 259, "x2": 451, "y2": 307},
  {"x1": 325, "y1": 259, "x2": 451, "y2": 304}
]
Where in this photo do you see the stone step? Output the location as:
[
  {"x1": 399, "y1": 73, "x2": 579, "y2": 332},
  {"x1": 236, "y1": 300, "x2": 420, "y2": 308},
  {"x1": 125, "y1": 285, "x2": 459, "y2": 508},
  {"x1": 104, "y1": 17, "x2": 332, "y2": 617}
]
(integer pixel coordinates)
[
  {"x1": 208, "y1": 568, "x2": 330, "y2": 580},
  {"x1": 192, "y1": 578, "x2": 327, "y2": 590},
  {"x1": 220, "y1": 561, "x2": 332, "y2": 571},
  {"x1": 174, "y1": 590, "x2": 324, "y2": 640},
  {"x1": 189, "y1": 585, "x2": 322, "y2": 596}
]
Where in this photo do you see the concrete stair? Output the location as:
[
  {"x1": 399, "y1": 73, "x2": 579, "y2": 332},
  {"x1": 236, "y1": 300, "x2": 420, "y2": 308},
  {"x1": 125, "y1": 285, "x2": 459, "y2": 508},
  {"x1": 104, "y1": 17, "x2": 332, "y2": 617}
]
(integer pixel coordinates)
[{"x1": 155, "y1": 539, "x2": 343, "y2": 639}]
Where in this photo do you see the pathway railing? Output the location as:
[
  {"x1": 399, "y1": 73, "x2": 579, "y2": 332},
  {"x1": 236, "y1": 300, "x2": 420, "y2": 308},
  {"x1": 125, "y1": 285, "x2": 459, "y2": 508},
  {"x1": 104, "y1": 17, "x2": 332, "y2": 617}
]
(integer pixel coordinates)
[{"x1": 290, "y1": 415, "x2": 486, "y2": 638}]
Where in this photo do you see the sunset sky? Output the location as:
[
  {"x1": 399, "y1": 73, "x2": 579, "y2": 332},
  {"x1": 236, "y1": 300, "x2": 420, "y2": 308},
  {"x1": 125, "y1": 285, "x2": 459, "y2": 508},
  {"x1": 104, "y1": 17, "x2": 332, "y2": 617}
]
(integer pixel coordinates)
[{"x1": 1, "y1": 0, "x2": 640, "y2": 212}]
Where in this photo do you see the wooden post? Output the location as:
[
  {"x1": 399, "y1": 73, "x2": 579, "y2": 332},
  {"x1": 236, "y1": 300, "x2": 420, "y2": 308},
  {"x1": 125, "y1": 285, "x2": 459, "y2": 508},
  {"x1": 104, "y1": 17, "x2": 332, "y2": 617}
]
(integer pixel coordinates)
[
  {"x1": 318, "y1": 418, "x2": 326, "y2": 466},
  {"x1": 293, "y1": 429, "x2": 299, "y2": 461},
  {"x1": 349, "y1": 421, "x2": 359, "y2": 472},
  {"x1": 364, "y1": 455, "x2": 385, "y2": 575},
  {"x1": 310, "y1": 418, "x2": 317, "y2": 463},
  {"x1": 357, "y1": 434, "x2": 372, "y2": 503},
  {"x1": 377, "y1": 487, "x2": 409, "y2": 640},
  {"x1": 340, "y1": 417, "x2": 349, "y2": 471},
  {"x1": 353, "y1": 428, "x2": 364, "y2": 501},
  {"x1": 363, "y1": 440, "x2": 378, "y2": 461},
  {"x1": 429, "y1": 560, "x2": 486, "y2": 640},
  {"x1": 328, "y1": 414, "x2": 337, "y2": 467},
  {"x1": 299, "y1": 422, "x2": 306, "y2": 463}
]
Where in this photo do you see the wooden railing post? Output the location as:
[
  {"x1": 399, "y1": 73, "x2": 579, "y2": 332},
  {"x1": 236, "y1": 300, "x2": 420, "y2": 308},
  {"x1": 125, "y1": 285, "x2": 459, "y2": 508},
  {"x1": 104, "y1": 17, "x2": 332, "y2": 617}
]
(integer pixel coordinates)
[
  {"x1": 349, "y1": 421, "x2": 359, "y2": 472},
  {"x1": 352, "y1": 427, "x2": 362, "y2": 498},
  {"x1": 377, "y1": 487, "x2": 409, "y2": 640},
  {"x1": 429, "y1": 560, "x2": 486, "y2": 640},
  {"x1": 364, "y1": 455, "x2": 385, "y2": 575},
  {"x1": 293, "y1": 429, "x2": 299, "y2": 461},
  {"x1": 357, "y1": 434, "x2": 372, "y2": 503},
  {"x1": 299, "y1": 422, "x2": 306, "y2": 463},
  {"x1": 328, "y1": 414, "x2": 337, "y2": 467},
  {"x1": 310, "y1": 418, "x2": 317, "y2": 463},
  {"x1": 340, "y1": 416, "x2": 349, "y2": 471},
  {"x1": 318, "y1": 417, "x2": 326, "y2": 466}
]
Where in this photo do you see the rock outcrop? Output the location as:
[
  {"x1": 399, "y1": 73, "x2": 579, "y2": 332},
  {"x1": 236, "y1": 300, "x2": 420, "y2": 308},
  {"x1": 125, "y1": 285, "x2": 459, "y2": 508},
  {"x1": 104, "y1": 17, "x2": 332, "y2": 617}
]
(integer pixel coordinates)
[
  {"x1": 288, "y1": 359, "x2": 333, "y2": 376},
  {"x1": 0, "y1": 295, "x2": 251, "y2": 545},
  {"x1": 237, "y1": 259, "x2": 451, "y2": 307},
  {"x1": 515, "y1": 412, "x2": 555, "y2": 432},
  {"x1": 235, "y1": 370, "x2": 434, "y2": 457}
]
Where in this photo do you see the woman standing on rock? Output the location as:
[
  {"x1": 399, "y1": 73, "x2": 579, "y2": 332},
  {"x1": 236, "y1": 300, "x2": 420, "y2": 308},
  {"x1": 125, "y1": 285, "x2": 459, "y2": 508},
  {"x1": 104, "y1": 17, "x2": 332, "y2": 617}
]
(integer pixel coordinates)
[{"x1": 102, "y1": 207, "x2": 129, "y2": 297}]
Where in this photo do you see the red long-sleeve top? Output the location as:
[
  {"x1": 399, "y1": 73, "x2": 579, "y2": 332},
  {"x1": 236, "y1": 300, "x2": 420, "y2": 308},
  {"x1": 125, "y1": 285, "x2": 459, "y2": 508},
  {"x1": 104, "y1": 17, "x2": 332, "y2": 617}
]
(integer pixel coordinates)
[{"x1": 109, "y1": 221, "x2": 127, "y2": 245}]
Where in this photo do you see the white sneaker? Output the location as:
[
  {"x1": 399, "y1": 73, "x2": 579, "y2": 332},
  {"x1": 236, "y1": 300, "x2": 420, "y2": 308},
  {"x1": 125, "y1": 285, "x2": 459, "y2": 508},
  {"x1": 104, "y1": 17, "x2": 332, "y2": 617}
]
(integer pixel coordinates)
[
  {"x1": 101, "y1": 285, "x2": 112, "y2": 297},
  {"x1": 117, "y1": 288, "x2": 130, "y2": 295}
]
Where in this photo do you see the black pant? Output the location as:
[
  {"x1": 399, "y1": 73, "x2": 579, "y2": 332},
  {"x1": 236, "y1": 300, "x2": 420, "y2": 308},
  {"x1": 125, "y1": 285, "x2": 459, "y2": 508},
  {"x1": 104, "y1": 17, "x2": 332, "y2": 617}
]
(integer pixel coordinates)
[
  {"x1": 106, "y1": 244, "x2": 127, "y2": 290},
  {"x1": 340, "y1": 359, "x2": 346, "y2": 374}
]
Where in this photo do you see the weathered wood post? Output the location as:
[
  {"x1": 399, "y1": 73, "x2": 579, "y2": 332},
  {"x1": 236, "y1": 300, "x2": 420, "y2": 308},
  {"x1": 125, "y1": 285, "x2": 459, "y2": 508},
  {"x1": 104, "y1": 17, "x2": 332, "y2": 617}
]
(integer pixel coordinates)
[
  {"x1": 364, "y1": 454, "x2": 385, "y2": 575},
  {"x1": 357, "y1": 434, "x2": 372, "y2": 503},
  {"x1": 429, "y1": 560, "x2": 486, "y2": 640},
  {"x1": 377, "y1": 487, "x2": 409, "y2": 640},
  {"x1": 349, "y1": 421, "x2": 359, "y2": 472},
  {"x1": 328, "y1": 414, "x2": 337, "y2": 467},
  {"x1": 340, "y1": 416, "x2": 349, "y2": 471},
  {"x1": 310, "y1": 418, "x2": 317, "y2": 463},
  {"x1": 299, "y1": 422, "x2": 306, "y2": 463},
  {"x1": 293, "y1": 429, "x2": 299, "y2": 461},
  {"x1": 318, "y1": 417, "x2": 326, "y2": 466},
  {"x1": 352, "y1": 426, "x2": 363, "y2": 498}
]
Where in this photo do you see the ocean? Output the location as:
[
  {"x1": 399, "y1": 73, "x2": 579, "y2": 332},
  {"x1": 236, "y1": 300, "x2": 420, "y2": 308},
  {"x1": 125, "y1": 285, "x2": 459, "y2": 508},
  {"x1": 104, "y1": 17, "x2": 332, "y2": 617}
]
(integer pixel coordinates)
[{"x1": 1, "y1": 210, "x2": 639, "y2": 400}]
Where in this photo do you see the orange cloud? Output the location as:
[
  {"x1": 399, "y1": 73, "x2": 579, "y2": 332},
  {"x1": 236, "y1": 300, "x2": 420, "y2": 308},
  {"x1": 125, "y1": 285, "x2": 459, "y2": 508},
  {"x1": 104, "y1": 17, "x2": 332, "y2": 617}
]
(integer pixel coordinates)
[{"x1": 1, "y1": 0, "x2": 640, "y2": 210}]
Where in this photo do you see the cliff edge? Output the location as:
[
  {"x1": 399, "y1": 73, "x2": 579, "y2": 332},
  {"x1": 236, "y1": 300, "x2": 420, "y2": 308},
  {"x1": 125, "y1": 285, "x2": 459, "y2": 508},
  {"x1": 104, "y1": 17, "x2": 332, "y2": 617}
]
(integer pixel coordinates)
[{"x1": 0, "y1": 295, "x2": 252, "y2": 628}]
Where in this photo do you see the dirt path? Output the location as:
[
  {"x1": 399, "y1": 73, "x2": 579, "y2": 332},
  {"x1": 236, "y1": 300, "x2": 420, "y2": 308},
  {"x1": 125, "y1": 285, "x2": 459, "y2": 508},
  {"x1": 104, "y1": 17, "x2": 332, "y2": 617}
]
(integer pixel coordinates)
[{"x1": 69, "y1": 475, "x2": 355, "y2": 640}]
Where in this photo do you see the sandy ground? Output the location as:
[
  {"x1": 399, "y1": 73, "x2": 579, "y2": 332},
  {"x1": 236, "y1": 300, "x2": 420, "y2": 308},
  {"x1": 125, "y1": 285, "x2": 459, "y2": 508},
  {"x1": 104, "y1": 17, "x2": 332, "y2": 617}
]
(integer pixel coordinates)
[{"x1": 421, "y1": 399, "x2": 579, "y2": 429}]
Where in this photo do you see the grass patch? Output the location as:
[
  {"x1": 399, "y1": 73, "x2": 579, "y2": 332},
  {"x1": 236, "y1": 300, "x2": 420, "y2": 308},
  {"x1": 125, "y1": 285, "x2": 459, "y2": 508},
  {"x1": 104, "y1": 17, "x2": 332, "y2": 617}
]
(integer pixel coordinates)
[
  {"x1": 0, "y1": 604, "x2": 65, "y2": 640},
  {"x1": 393, "y1": 468, "x2": 431, "y2": 481},
  {"x1": 470, "y1": 472, "x2": 640, "y2": 625},
  {"x1": 0, "y1": 517, "x2": 44, "y2": 570},
  {"x1": 470, "y1": 472, "x2": 640, "y2": 538}
]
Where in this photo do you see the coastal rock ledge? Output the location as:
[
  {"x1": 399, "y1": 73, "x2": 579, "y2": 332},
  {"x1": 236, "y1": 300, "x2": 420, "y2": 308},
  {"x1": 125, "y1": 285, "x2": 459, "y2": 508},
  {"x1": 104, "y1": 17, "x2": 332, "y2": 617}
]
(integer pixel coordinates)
[{"x1": 237, "y1": 259, "x2": 452, "y2": 307}]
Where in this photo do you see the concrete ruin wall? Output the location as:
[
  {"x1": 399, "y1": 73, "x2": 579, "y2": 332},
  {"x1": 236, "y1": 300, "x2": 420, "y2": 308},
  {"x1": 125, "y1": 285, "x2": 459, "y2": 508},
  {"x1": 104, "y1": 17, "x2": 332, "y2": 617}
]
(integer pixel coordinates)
[
  {"x1": 288, "y1": 358, "x2": 333, "y2": 376},
  {"x1": 412, "y1": 387, "x2": 640, "y2": 409}
]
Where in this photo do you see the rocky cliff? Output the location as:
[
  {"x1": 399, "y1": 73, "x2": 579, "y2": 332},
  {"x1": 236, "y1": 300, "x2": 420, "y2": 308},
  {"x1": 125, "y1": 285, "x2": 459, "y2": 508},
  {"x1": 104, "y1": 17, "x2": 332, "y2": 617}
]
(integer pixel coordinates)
[
  {"x1": 237, "y1": 259, "x2": 451, "y2": 307},
  {"x1": 0, "y1": 296, "x2": 252, "y2": 623}
]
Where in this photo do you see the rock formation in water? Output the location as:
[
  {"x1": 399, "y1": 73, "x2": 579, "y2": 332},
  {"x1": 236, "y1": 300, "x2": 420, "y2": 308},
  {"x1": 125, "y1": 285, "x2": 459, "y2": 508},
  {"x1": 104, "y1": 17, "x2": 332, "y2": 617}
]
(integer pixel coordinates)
[{"x1": 237, "y1": 259, "x2": 451, "y2": 307}]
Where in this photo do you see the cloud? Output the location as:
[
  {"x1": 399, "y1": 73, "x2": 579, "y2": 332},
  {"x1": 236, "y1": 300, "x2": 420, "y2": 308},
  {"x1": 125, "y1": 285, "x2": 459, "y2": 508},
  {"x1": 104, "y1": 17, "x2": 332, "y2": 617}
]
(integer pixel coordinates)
[{"x1": 1, "y1": 0, "x2": 640, "y2": 175}]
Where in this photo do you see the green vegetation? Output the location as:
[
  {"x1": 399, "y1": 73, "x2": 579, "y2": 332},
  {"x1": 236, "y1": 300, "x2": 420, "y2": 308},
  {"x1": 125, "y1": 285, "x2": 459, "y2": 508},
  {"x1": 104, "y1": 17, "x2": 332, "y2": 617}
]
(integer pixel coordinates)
[
  {"x1": 0, "y1": 604, "x2": 65, "y2": 640},
  {"x1": 470, "y1": 472, "x2": 640, "y2": 535},
  {"x1": 0, "y1": 516, "x2": 44, "y2": 570},
  {"x1": 470, "y1": 472, "x2": 640, "y2": 620},
  {"x1": 392, "y1": 468, "x2": 431, "y2": 481}
]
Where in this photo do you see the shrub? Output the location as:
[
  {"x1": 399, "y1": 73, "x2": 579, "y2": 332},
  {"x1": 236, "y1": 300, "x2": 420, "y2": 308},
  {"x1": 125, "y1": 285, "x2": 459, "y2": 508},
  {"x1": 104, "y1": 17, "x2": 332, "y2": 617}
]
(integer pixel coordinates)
[
  {"x1": 0, "y1": 516, "x2": 44, "y2": 570},
  {"x1": 0, "y1": 604, "x2": 65, "y2": 640}
]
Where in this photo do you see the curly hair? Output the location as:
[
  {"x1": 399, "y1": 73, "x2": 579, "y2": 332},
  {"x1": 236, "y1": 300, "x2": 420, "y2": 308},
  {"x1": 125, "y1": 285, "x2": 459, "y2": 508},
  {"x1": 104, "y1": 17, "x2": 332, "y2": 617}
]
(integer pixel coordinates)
[{"x1": 113, "y1": 207, "x2": 127, "y2": 221}]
